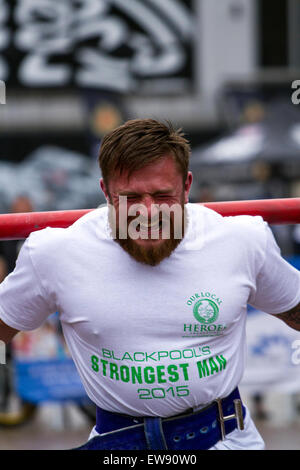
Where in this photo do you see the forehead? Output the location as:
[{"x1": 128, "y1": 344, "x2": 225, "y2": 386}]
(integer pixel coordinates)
[{"x1": 109, "y1": 155, "x2": 183, "y2": 193}]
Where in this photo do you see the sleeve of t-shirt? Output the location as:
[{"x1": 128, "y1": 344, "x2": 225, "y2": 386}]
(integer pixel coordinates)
[
  {"x1": 248, "y1": 223, "x2": 300, "y2": 314},
  {"x1": 0, "y1": 236, "x2": 57, "y2": 331}
]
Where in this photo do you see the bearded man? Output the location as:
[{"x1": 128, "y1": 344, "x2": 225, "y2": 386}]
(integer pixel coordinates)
[{"x1": 0, "y1": 119, "x2": 300, "y2": 450}]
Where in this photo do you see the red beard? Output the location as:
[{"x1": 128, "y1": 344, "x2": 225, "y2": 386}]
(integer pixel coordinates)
[{"x1": 108, "y1": 201, "x2": 187, "y2": 266}]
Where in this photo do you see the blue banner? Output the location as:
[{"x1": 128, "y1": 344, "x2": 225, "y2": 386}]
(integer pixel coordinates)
[{"x1": 14, "y1": 358, "x2": 88, "y2": 403}]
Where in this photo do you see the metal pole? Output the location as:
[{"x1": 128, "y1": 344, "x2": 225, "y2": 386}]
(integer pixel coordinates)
[{"x1": 0, "y1": 198, "x2": 299, "y2": 240}]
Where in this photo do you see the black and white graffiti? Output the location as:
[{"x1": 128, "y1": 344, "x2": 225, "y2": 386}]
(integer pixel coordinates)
[{"x1": 0, "y1": 0, "x2": 194, "y2": 93}]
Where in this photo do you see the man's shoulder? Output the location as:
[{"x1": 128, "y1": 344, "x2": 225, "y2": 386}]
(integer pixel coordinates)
[
  {"x1": 222, "y1": 211, "x2": 267, "y2": 232},
  {"x1": 26, "y1": 206, "x2": 109, "y2": 253},
  {"x1": 190, "y1": 202, "x2": 266, "y2": 229},
  {"x1": 188, "y1": 202, "x2": 267, "y2": 245},
  {"x1": 71, "y1": 205, "x2": 108, "y2": 234}
]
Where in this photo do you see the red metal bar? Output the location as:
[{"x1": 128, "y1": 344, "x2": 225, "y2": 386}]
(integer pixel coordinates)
[
  {"x1": 0, "y1": 209, "x2": 94, "y2": 240},
  {"x1": 0, "y1": 198, "x2": 299, "y2": 240},
  {"x1": 201, "y1": 198, "x2": 300, "y2": 225}
]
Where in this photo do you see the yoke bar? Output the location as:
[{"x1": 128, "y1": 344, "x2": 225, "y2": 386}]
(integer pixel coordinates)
[{"x1": 0, "y1": 198, "x2": 299, "y2": 240}]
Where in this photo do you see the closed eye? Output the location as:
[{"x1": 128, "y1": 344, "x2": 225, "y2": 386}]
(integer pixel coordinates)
[{"x1": 155, "y1": 194, "x2": 173, "y2": 200}]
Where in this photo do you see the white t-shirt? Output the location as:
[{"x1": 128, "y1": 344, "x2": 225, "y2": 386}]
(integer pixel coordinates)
[{"x1": 0, "y1": 203, "x2": 299, "y2": 448}]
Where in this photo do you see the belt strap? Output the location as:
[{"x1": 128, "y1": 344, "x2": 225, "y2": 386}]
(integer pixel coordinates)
[
  {"x1": 144, "y1": 417, "x2": 168, "y2": 450},
  {"x1": 76, "y1": 388, "x2": 245, "y2": 450},
  {"x1": 95, "y1": 387, "x2": 243, "y2": 435}
]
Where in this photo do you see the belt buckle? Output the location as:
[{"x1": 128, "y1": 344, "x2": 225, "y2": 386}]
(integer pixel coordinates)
[{"x1": 214, "y1": 398, "x2": 245, "y2": 440}]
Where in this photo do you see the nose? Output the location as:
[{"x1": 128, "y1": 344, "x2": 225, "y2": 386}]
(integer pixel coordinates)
[{"x1": 138, "y1": 195, "x2": 159, "y2": 221}]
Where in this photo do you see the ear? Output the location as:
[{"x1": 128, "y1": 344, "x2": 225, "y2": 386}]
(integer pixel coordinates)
[
  {"x1": 184, "y1": 171, "x2": 193, "y2": 204},
  {"x1": 100, "y1": 178, "x2": 109, "y2": 201}
]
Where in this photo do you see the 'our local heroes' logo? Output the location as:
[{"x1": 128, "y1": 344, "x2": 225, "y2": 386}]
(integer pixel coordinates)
[
  {"x1": 193, "y1": 299, "x2": 219, "y2": 324},
  {"x1": 183, "y1": 292, "x2": 227, "y2": 337}
]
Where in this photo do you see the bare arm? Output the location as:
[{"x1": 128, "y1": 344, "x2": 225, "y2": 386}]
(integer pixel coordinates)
[
  {"x1": 272, "y1": 301, "x2": 300, "y2": 331},
  {"x1": 0, "y1": 318, "x2": 19, "y2": 343},
  {"x1": 0, "y1": 255, "x2": 7, "y2": 283}
]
